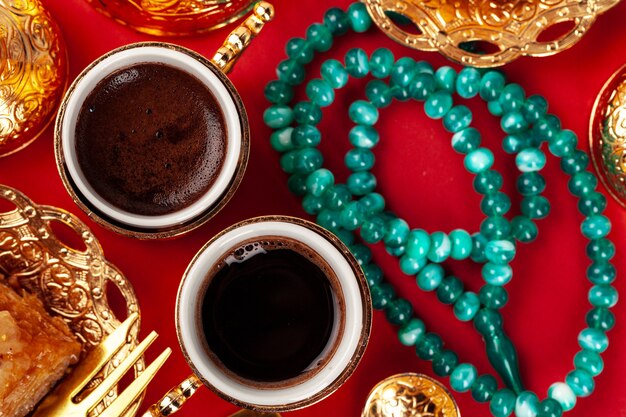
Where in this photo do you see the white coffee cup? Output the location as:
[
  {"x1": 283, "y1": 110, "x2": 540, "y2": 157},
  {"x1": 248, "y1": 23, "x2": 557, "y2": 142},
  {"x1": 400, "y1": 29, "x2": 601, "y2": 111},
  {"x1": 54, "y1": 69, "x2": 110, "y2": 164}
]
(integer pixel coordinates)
[{"x1": 176, "y1": 216, "x2": 372, "y2": 412}]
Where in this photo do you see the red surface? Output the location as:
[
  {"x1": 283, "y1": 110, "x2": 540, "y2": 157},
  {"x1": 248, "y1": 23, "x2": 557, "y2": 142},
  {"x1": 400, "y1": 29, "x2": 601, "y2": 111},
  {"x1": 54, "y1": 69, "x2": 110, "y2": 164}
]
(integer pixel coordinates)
[{"x1": 3, "y1": 1, "x2": 626, "y2": 416}]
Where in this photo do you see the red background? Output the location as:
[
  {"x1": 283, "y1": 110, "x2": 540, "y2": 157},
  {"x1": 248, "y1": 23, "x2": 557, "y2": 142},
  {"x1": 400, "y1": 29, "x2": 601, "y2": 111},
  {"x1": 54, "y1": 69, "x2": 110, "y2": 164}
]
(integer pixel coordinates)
[{"x1": 3, "y1": 0, "x2": 626, "y2": 416}]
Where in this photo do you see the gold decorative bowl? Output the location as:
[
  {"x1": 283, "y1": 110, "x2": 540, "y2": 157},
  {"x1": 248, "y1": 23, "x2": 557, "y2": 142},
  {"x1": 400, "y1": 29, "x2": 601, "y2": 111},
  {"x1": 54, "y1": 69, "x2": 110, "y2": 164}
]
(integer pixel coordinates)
[
  {"x1": 362, "y1": 0, "x2": 621, "y2": 67},
  {"x1": 0, "y1": 0, "x2": 68, "y2": 157},
  {"x1": 0, "y1": 184, "x2": 143, "y2": 417}
]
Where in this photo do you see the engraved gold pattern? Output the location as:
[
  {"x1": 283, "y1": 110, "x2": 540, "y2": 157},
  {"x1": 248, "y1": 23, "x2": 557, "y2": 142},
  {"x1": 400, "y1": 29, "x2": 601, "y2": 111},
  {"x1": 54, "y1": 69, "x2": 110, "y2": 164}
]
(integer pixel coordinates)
[
  {"x1": 0, "y1": 184, "x2": 143, "y2": 417},
  {"x1": 362, "y1": 0, "x2": 621, "y2": 67},
  {"x1": 362, "y1": 373, "x2": 460, "y2": 417},
  {"x1": 0, "y1": 0, "x2": 67, "y2": 157}
]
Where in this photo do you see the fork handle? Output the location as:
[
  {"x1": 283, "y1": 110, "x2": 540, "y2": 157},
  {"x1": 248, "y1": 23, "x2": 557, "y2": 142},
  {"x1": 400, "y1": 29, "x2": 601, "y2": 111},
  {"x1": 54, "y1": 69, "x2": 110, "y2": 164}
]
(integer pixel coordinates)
[{"x1": 142, "y1": 374, "x2": 202, "y2": 417}]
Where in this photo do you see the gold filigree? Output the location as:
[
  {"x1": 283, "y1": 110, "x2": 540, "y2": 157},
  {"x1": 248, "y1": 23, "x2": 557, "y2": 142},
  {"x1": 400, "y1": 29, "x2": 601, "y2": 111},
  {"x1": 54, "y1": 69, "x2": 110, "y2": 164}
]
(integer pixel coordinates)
[
  {"x1": 362, "y1": 0, "x2": 621, "y2": 67},
  {"x1": 0, "y1": 0, "x2": 67, "y2": 157},
  {"x1": 362, "y1": 373, "x2": 459, "y2": 417},
  {"x1": 0, "y1": 184, "x2": 143, "y2": 417}
]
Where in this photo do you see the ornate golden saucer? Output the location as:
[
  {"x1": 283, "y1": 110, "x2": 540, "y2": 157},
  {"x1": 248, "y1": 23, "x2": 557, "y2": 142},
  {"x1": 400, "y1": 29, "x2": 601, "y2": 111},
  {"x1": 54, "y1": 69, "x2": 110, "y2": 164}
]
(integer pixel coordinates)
[
  {"x1": 0, "y1": 0, "x2": 68, "y2": 157},
  {"x1": 0, "y1": 184, "x2": 143, "y2": 417},
  {"x1": 362, "y1": 0, "x2": 621, "y2": 68},
  {"x1": 362, "y1": 373, "x2": 460, "y2": 417}
]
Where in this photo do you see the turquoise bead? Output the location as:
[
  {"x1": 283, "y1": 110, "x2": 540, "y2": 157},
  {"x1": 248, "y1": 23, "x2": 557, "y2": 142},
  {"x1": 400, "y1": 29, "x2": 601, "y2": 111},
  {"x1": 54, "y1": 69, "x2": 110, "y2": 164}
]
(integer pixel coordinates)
[
  {"x1": 490, "y1": 389, "x2": 516, "y2": 417},
  {"x1": 549, "y1": 382, "x2": 576, "y2": 411},
  {"x1": 472, "y1": 374, "x2": 498, "y2": 402},
  {"x1": 409, "y1": 73, "x2": 436, "y2": 100},
  {"x1": 481, "y1": 192, "x2": 512, "y2": 216},
  {"x1": 568, "y1": 171, "x2": 597, "y2": 196},
  {"x1": 360, "y1": 192, "x2": 385, "y2": 213},
  {"x1": 516, "y1": 148, "x2": 546, "y2": 172},
  {"x1": 499, "y1": 83, "x2": 525, "y2": 113},
  {"x1": 432, "y1": 350, "x2": 459, "y2": 376},
  {"x1": 503, "y1": 133, "x2": 531, "y2": 154},
  {"x1": 581, "y1": 215, "x2": 611, "y2": 239},
  {"x1": 417, "y1": 264, "x2": 444, "y2": 291},
  {"x1": 398, "y1": 318, "x2": 425, "y2": 346},
  {"x1": 280, "y1": 150, "x2": 298, "y2": 173},
  {"x1": 265, "y1": 80, "x2": 294, "y2": 104},
  {"x1": 437, "y1": 275, "x2": 464, "y2": 304},
  {"x1": 473, "y1": 308, "x2": 503, "y2": 335},
  {"x1": 347, "y1": 171, "x2": 376, "y2": 195},
  {"x1": 369, "y1": 48, "x2": 394, "y2": 78},
  {"x1": 306, "y1": 78, "x2": 335, "y2": 107},
  {"x1": 414, "y1": 61, "x2": 434, "y2": 75},
  {"x1": 501, "y1": 111, "x2": 529, "y2": 134},
  {"x1": 385, "y1": 298, "x2": 413, "y2": 326},
  {"x1": 399, "y1": 254, "x2": 427, "y2": 275},
  {"x1": 587, "y1": 238, "x2": 615, "y2": 261},
  {"x1": 517, "y1": 172, "x2": 546, "y2": 196},
  {"x1": 287, "y1": 174, "x2": 307, "y2": 195},
  {"x1": 317, "y1": 209, "x2": 341, "y2": 232},
  {"x1": 538, "y1": 399, "x2": 563, "y2": 417},
  {"x1": 586, "y1": 307, "x2": 615, "y2": 331},
  {"x1": 515, "y1": 391, "x2": 540, "y2": 417},
  {"x1": 474, "y1": 170, "x2": 503, "y2": 194},
  {"x1": 588, "y1": 284, "x2": 618, "y2": 308},
  {"x1": 386, "y1": 245, "x2": 405, "y2": 257},
  {"x1": 574, "y1": 350, "x2": 604, "y2": 376},
  {"x1": 406, "y1": 229, "x2": 431, "y2": 258},
  {"x1": 578, "y1": 192, "x2": 607, "y2": 216},
  {"x1": 391, "y1": 57, "x2": 416, "y2": 87},
  {"x1": 480, "y1": 216, "x2": 511, "y2": 240},
  {"x1": 349, "y1": 125, "x2": 380, "y2": 148},
  {"x1": 293, "y1": 101, "x2": 322, "y2": 125},
  {"x1": 521, "y1": 195, "x2": 550, "y2": 219},
  {"x1": 453, "y1": 292, "x2": 480, "y2": 321},
  {"x1": 471, "y1": 232, "x2": 489, "y2": 262},
  {"x1": 347, "y1": 2, "x2": 372, "y2": 32},
  {"x1": 450, "y1": 363, "x2": 477, "y2": 392},
  {"x1": 339, "y1": 201, "x2": 365, "y2": 231},
  {"x1": 511, "y1": 216, "x2": 538, "y2": 242},
  {"x1": 435, "y1": 66, "x2": 457, "y2": 93},
  {"x1": 390, "y1": 85, "x2": 410, "y2": 101},
  {"x1": 366, "y1": 80, "x2": 393, "y2": 108},
  {"x1": 522, "y1": 95, "x2": 548, "y2": 124},
  {"x1": 349, "y1": 100, "x2": 379, "y2": 125},
  {"x1": 415, "y1": 333, "x2": 443, "y2": 360},
  {"x1": 443, "y1": 105, "x2": 472, "y2": 133},
  {"x1": 302, "y1": 193, "x2": 324, "y2": 215},
  {"x1": 532, "y1": 114, "x2": 561, "y2": 144},
  {"x1": 320, "y1": 59, "x2": 349, "y2": 89},
  {"x1": 350, "y1": 243, "x2": 372, "y2": 265},
  {"x1": 345, "y1": 148, "x2": 375, "y2": 171},
  {"x1": 306, "y1": 168, "x2": 334, "y2": 197},
  {"x1": 306, "y1": 23, "x2": 333, "y2": 52},
  {"x1": 483, "y1": 262, "x2": 513, "y2": 286},
  {"x1": 263, "y1": 105, "x2": 294, "y2": 128},
  {"x1": 450, "y1": 229, "x2": 472, "y2": 260},
  {"x1": 292, "y1": 125, "x2": 321, "y2": 148},
  {"x1": 384, "y1": 218, "x2": 410, "y2": 248},
  {"x1": 452, "y1": 127, "x2": 481, "y2": 154},
  {"x1": 363, "y1": 263, "x2": 383, "y2": 287},
  {"x1": 345, "y1": 48, "x2": 369, "y2": 78},
  {"x1": 277, "y1": 59, "x2": 305, "y2": 85},
  {"x1": 566, "y1": 369, "x2": 595, "y2": 397},
  {"x1": 465, "y1": 148, "x2": 494, "y2": 174},
  {"x1": 370, "y1": 283, "x2": 395, "y2": 310},
  {"x1": 361, "y1": 215, "x2": 386, "y2": 243},
  {"x1": 270, "y1": 127, "x2": 295, "y2": 152},
  {"x1": 293, "y1": 148, "x2": 323, "y2": 174},
  {"x1": 578, "y1": 328, "x2": 609, "y2": 353},
  {"x1": 549, "y1": 129, "x2": 577, "y2": 158},
  {"x1": 425, "y1": 91, "x2": 453, "y2": 119},
  {"x1": 480, "y1": 285, "x2": 509, "y2": 309},
  {"x1": 456, "y1": 67, "x2": 481, "y2": 98},
  {"x1": 485, "y1": 240, "x2": 516, "y2": 264},
  {"x1": 285, "y1": 38, "x2": 314, "y2": 64},
  {"x1": 428, "y1": 231, "x2": 451, "y2": 262},
  {"x1": 323, "y1": 7, "x2": 349, "y2": 35},
  {"x1": 480, "y1": 71, "x2": 506, "y2": 101},
  {"x1": 561, "y1": 149, "x2": 589, "y2": 175},
  {"x1": 489, "y1": 100, "x2": 504, "y2": 116},
  {"x1": 587, "y1": 261, "x2": 616, "y2": 284}
]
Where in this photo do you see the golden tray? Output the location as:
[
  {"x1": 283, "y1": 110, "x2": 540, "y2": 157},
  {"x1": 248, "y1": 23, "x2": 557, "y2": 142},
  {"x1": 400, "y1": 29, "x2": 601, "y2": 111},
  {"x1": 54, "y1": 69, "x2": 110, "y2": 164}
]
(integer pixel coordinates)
[
  {"x1": 362, "y1": 0, "x2": 621, "y2": 67},
  {"x1": 0, "y1": 184, "x2": 143, "y2": 417}
]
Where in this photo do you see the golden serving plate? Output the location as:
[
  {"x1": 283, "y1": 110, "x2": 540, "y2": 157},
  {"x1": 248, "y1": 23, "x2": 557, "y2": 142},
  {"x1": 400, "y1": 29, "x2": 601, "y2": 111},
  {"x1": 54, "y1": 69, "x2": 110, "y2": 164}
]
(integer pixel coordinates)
[
  {"x1": 362, "y1": 0, "x2": 621, "y2": 67},
  {"x1": 0, "y1": 184, "x2": 143, "y2": 417},
  {"x1": 0, "y1": 0, "x2": 68, "y2": 157}
]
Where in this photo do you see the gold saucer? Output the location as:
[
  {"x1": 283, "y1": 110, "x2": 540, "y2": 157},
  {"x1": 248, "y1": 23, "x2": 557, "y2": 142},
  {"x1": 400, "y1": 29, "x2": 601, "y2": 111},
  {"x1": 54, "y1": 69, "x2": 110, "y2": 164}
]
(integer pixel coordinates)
[{"x1": 0, "y1": 184, "x2": 143, "y2": 417}]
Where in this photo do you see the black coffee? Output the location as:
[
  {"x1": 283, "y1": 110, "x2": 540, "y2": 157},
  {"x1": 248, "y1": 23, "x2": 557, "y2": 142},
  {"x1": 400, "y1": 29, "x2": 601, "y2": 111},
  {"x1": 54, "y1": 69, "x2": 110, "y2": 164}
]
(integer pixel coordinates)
[
  {"x1": 75, "y1": 62, "x2": 226, "y2": 216},
  {"x1": 201, "y1": 239, "x2": 335, "y2": 383}
]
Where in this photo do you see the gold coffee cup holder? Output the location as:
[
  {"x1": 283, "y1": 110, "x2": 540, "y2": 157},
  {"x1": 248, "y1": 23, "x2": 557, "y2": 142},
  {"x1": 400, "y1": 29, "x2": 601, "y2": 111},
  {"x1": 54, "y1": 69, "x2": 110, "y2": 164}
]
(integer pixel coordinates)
[{"x1": 0, "y1": 184, "x2": 144, "y2": 417}]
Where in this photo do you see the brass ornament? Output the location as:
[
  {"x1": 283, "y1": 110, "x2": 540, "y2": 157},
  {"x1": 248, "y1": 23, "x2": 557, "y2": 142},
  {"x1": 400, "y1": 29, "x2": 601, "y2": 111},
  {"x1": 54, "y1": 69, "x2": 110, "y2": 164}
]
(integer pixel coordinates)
[
  {"x1": 0, "y1": 0, "x2": 68, "y2": 157},
  {"x1": 362, "y1": 373, "x2": 460, "y2": 417},
  {"x1": 0, "y1": 184, "x2": 144, "y2": 417},
  {"x1": 590, "y1": 64, "x2": 626, "y2": 208},
  {"x1": 361, "y1": 0, "x2": 621, "y2": 68}
]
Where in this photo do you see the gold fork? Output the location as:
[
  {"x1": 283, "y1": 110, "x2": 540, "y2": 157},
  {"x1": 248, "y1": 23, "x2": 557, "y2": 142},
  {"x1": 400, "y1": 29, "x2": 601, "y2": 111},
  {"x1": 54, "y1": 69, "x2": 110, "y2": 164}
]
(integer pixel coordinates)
[{"x1": 33, "y1": 313, "x2": 171, "y2": 417}]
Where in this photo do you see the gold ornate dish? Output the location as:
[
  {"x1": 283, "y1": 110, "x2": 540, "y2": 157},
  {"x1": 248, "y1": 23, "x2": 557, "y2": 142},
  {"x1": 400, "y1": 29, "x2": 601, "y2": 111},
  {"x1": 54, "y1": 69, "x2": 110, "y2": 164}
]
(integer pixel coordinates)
[
  {"x1": 85, "y1": 0, "x2": 256, "y2": 37},
  {"x1": 0, "y1": 184, "x2": 144, "y2": 417},
  {"x1": 590, "y1": 63, "x2": 626, "y2": 208},
  {"x1": 362, "y1": 0, "x2": 621, "y2": 68},
  {"x1": 362, "y1": 373, "x2": 460, "y2": 417},
  {"x1": 0, "y1": 0, "x2": 68, "y2": 157}
]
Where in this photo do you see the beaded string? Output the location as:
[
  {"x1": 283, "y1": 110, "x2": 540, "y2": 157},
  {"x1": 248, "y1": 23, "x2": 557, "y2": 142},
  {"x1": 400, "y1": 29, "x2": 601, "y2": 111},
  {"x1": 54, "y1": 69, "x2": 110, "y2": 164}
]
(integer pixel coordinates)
[{"x1": 262, "y1": 4, "x2": 617, "y2": 417}]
